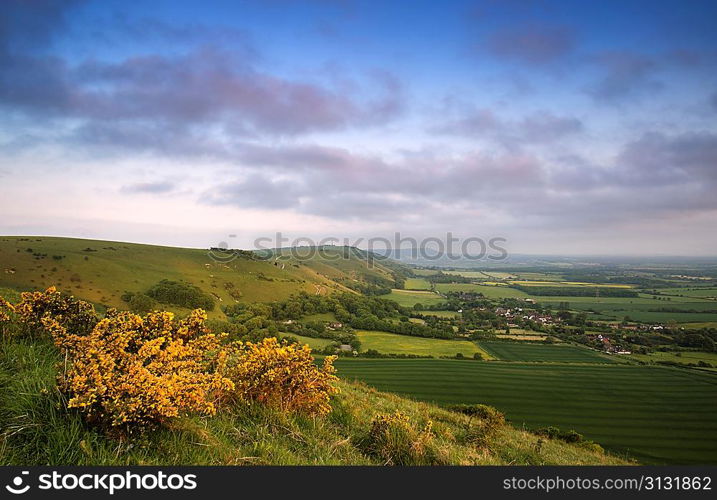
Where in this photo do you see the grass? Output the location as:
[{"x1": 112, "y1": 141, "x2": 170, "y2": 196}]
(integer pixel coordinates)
[
  {"x1": 356, "y1": 330, "x2": 491, "y2": 358},
  {"x1": 403, "y1": 278, "x2": 431, "y2": 290},
  {"x1": 334, "y1": 358, "x2": 717, "y2": 464},
  {"x1": 0, "y1": 338, "x2": 625, "y2": 466},
  {"x1": 477, "y1": 341, "x2": 615, "y2": 363},
  {"x1": 284, "y1": 334, "x2": 336, "y2": 350},
  {"x1": 627, "y1": 350, "x2": 717, "y2": 368},
  {"x1": 435, "y1": 283, "x2": 530, "y2": 298},
  {"x1": 0, "y1": 236, "x2": 354, "y2": 318},
  {"x1": 386, "y1": 289, "x2": 446, "y2": 308}
]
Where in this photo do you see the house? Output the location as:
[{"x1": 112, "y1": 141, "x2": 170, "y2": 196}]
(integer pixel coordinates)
[
  {"x1": 327, "y1": 322, "x2": 343, "y2": 330},
  {"x1": 338, "y1": 344, "x2": 353, "y2": 352}
]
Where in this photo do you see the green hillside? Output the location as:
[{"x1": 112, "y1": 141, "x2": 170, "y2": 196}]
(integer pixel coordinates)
[
  {"x1": 0, "y1": 337, "x2": 627, "y2": 466},
  {"x1": 0, "y1": 237, "x2": 401, "y2": 318}
]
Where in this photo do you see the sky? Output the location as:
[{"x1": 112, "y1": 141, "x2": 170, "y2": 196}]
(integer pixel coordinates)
[{"x1": 1, "y1": 0, "x2": 716, "y2": 256}]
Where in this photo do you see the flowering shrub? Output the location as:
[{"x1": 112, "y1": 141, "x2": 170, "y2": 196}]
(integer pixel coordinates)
[
  {"x1": 51, "y1": 308, "x2": 233, "y2": 430},
  {"x1": 14, "y1": 286, "x2": 97, "y2": 337},
  {"x1": 363, "y1": 411, "x2": 440, "y2": 465},
  {"x1": 220, "y1": 337, "x2": 339, "y2": 416},
  {"x1": 0, "y1": 296, "x2": 14, "y2": 322}
]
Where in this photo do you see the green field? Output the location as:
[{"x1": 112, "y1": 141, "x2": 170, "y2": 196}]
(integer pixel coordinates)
[
  {"x1": 333, "y1": 358, "x2": 717, "y2": 464},
  {"x1": 478, "y1": 341, "x2": 615, "y2": 363},
  {"x1": 420, "y1": 310, "x2": 461, "y2": 318},
  {"x1": 627, "y1": 350, "x2": 717, "y2": 368},
  {"x1": 356, "y1": 330, "x2": 489, "y2": 358},
  {"x1": 403, "y1": 278, "x2": 432, "y2": 290},
  {"x1": 284, "y1": 334, "x2": 335, "y2": 350},
  {"x1": 386, "y1": 289, "x2": 446, "y2": 307},
  {"x1": 435, "y1": 283, "x2": 530, "y2": 298}
]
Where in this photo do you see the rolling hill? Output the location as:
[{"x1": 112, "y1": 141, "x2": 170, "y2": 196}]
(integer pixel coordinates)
[{"x1": 0, "y1": 237, "x2": 405, "y2": 318}]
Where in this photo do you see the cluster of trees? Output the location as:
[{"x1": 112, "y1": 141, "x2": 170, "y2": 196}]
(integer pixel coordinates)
[{"x1": 144, "y1": 279, "x2": 216, "y2": 310}]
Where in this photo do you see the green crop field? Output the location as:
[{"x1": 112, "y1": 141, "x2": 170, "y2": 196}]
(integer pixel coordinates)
[
  {"x1": 435, "y1": 283, "x2": 530, "y2": 298},
  {"x1": 386, "y1": 289, "x2": 446, "y2": 307},
  {"x1": 356, "y1": 330, "x2": 489, "y2": 358},
  {"x1": 403, "y1": 278, "x2": 432, "y2": 290},
  {"x1": 333, "y1": 358, "x2": 717, "y2": 464},
  {"x1": 478, "y1": 341, "x2": 615, "y2": 363}
]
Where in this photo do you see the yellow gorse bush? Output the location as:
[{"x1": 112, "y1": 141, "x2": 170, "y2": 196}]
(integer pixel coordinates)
[
  {"x1": 48, "y1": 308, "x2": 234, "y2": 429},
  {"x1": 220, "y1": 337, "x2": 339, "y2": 417},
  {"x1": 0, "y1": 296, "x2": 14, "y2": 322},
  {"x1": 14, "y1": 286, "x2": 97, "y2": 336},
  {"x1": 0, "y1": 287, "x2": 341, "y2": 431}
]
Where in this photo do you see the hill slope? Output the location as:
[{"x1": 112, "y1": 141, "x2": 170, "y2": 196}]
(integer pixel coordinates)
[
  {"x1": 0, "y1": 237, "x2": 404, "y2": 318},
  {"x1": 0, "y1": 337, "x2": 628, "y2": 466}
]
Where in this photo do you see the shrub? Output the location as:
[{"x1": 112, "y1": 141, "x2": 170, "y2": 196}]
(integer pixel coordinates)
[
  {"x1": 362, "y1": 411, "x2": 442, "y2": 465},
  {"x1": 447, "y1": 404, "x2": 505, "y2": 445},
  {"x1": 146, "y1": 279, "x2": 215, "y2": 310},
  {"x1": 0, "y1": 295, "x2": 14, "y2": 322},
  {"x1": 49, "y1": 308, "x2": 233, "y2": 431},
  {"x1": 13, "y1": 286, "x2": 97, "y2": 337},
  {"x1": 220, "y1": 337, "x2": 339, "y2": 416}
]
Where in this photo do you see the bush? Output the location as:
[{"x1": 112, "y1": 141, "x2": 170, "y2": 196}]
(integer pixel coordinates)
[
  {"x1": 535, "y1": 426, "x2": 584, "y2": 443},
  {"x1": 48, "y1": 308, "x2": 233, "y2": 431},
  {"x1": 146, "y1": 280, "x2": 215, "y2": 311},
  {"x1": 220, "y1": 337, "x2": 339, "y2": 416},
  {"x1": 12, "y1": 287, "x2": 97, "y2": 337},
  {"x1": 361, "y1": 411, "x2": 443, "y2": 465}
]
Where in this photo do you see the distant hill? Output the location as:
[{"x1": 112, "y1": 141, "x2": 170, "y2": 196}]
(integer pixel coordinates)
[{"x1": 0, "y1": 237, "x2": 407, "y2": 317}]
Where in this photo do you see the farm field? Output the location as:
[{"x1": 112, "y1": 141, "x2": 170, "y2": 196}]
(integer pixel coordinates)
[
  {"x1": 653, "y1": 288, "x2": 717, "y2": 299},
  {"x1": 333, "y1": 358, "x2": 717, "y2": 464},
  {"x1": 403, "y1": 278, "x2": 432, "y2": 290},
  {"x1": 386, "y1": 289, "x2": 445, "y2": 307},
  {"x1": 627, "y1": 350, "x2": 717, "y2": 369},
  {"x1": 420, "y1": 310, "x2": 461, "y2": 318},
  {"x1": 285, "y1": 334, "x2": 335, "y2": 350},
  {"x1": 477, "y1": 341, "x2": 615, "y2": 363},
  {"x1": 356, "y1": 330, "x2": 489, "y2": 358},
  {"x1": 435, "y1": 283, "x2": 530, "y2": 298}
]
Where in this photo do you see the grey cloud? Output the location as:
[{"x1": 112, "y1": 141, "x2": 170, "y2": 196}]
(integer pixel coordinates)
[
  {"x1": 486, "y1": 24, "x2": 576, "y2": 64},
  {"x1": 434, "y1": 108, "x2": 583, "y2": 144},
  {"x1": 203, "y1": 174, "x2": 305, "y2": 209},
  {"x1": 586, "y1": 52, "x2": 662, "y2": 103}
]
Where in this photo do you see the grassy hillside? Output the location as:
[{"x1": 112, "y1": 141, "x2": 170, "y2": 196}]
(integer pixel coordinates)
[
  {"x1": 333, "y1": 358, "x2": 717, "y2": 464},
  {"x1": 0, "y1": 237, "x2": 402, "y2": 318},
  {"x1": 0, "y1": 337, "x2": 626, "y2": 466}
]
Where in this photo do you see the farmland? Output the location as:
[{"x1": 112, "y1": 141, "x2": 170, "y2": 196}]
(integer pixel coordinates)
[
  {"x1": 477, "y1": 341, "x2": 615, "y2": 363},
  {"x1": 356, "y1": 330, "x2": 489, "y2": 358},
  {"x1": 386, "y1": 289, "x2": 446, "y2": 307},
  {"x1": 403, "y1": 278, "x2": 432, "y2": 290},
  {"x1": 333, "y1": 358, "x2": 717, "y2": 464}
]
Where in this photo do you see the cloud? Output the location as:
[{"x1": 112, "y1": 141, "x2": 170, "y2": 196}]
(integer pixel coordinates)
[
  {"x1": 486, "y1": 24, "x2": 576, "y2": 64},
  {"x1": 0, "y1": 4, "x2": 404, "y2": 139},
  {"x1": 433, "y1": 108, "x2": 583, "y2": 145},
  {"x1": 586, "y1": 51, "x2": 661, "y2": 102},
  {"x1": 203, "y1": 174, "x2": 305, "y2": 209}
]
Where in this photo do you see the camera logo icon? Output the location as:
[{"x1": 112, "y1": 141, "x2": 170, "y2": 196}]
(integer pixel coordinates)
[{"x1": 5, "y1": 471, "x2": 30, "y2": 494}]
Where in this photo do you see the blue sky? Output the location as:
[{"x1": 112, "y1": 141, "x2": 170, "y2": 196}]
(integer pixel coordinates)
[{"x1": 1, "y1": 0, "x2": 716, "y2": 255}]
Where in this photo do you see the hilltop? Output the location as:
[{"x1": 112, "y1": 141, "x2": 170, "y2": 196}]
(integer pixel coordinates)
[{"x1": 0, "y1": 236, "x2": 403, "y2": 318}]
